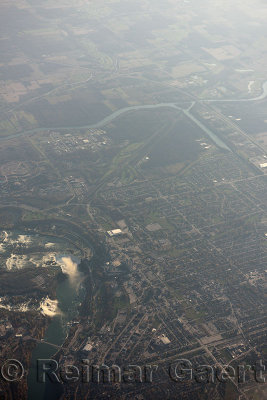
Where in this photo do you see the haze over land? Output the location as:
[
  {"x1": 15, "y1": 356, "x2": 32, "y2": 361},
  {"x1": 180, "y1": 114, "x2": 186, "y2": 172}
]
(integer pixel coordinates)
[{"x1": 0, "y1": 1, "x2": 266, "y2": 400}]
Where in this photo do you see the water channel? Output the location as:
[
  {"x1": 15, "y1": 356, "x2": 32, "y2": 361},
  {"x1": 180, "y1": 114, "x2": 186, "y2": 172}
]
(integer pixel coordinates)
[
  {"x1": 0, "y1": 80, "x2": 266, "y2": 146},
  {"x1": 27, "y1": 255, "x2": 84, "y2": 400}
]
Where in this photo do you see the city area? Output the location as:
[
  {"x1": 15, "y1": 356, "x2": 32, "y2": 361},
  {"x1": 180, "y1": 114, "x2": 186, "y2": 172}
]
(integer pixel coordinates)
[{"x1": 0, "y1": 1, "x2": 266, "y2": 400}]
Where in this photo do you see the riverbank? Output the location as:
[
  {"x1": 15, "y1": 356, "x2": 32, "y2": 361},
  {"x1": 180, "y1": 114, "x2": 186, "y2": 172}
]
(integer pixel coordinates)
[
  {"x1": 0, "y1": 80, "x2": 266, "y2": 143},
  {"x1": 27, "y1": 255, "x2": 84, "y2": 400}
]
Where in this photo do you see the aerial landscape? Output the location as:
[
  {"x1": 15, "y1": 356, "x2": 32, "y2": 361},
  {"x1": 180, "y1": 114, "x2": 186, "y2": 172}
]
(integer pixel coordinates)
[{"x1": 0, "y1": 0, "x2": 266, "y2": 399}]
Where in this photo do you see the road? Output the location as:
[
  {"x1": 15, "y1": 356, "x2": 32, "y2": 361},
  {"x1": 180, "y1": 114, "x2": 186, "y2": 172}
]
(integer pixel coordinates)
[{"x1": 0, "y1": 80, "x2": 266, "y2": 144}]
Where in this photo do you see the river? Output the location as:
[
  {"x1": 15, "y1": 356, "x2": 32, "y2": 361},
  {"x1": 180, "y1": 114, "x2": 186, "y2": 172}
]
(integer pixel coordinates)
[
  {"x1": 27, "y1": 255, "x2": 84, "y2": 400},
  {"x1": 205, "y1": 80, "x2": 267, "y2": 102},
  {"x1": 183, "y1": 108, "x2": 231, "y2": 151},
  {"x1": 1, "y1": 80, "x2": 266, "y2": 144},
  {"x1": 6, "y1": 79, "x2": 267, "y2": 397}
]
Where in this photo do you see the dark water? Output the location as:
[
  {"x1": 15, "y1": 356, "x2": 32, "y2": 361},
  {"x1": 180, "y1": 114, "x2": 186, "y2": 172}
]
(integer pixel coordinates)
[{"x1": 27, "y1": 256, "x2": 83, "y2": 400}]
